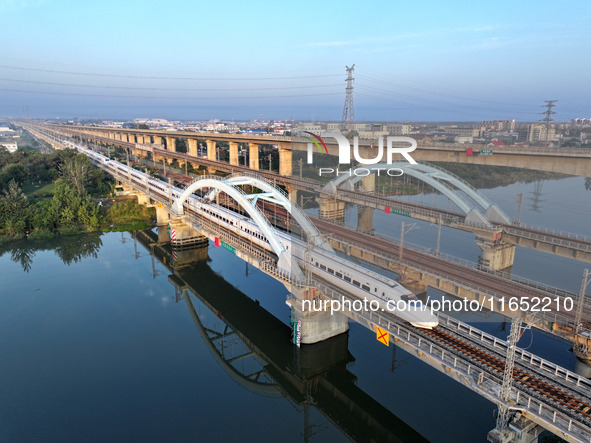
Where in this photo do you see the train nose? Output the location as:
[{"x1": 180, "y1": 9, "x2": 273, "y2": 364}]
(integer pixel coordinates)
[{"x1": 411, "y1": 321, "x2": 439, "y2": 329}]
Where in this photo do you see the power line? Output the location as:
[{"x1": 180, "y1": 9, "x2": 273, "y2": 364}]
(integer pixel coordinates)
[
  {"x1": 0, "y1": 77, "x2": 342, "y2": 92},
  {"x1": 0, "y1": 63, "x2": 342, "y2": 81},
  {"x1": 0, "y1": 87, "x2": 342, "y2": 101}
]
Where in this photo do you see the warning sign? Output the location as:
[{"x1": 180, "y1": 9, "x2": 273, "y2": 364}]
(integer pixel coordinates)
[{"x1": 376, "y1": 327, "x2": 389, "y2": 346}]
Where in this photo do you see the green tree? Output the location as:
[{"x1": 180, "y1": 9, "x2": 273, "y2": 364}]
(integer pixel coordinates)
[
  {"x1": 59, "y1": 156, "x2": 90, "y2": 194},
  {"x1": 0, "y1": 163, "x2": 27, "y2": 188},
  {"x1": 0, "y1": 180, "x2": 30, "y2": 236}
]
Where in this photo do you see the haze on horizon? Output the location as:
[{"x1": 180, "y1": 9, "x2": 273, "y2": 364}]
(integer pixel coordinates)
[{"x1": 1, "y1": 0, "x2": 589, "y2": 122}]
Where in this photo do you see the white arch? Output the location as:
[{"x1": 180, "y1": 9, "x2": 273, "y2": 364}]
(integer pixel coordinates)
[
  {"x1": 323, "y1": 162, "x2": 511, "y2": 225},
  {"x1": 171, "y1": 176, "x2": 301, "y2": 278},
  {"x1": 224, "y1": 174, "x2": 334, "y2": 253}
]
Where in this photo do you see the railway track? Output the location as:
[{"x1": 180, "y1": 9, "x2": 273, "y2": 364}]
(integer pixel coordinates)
[{"x1": 420, "y1": 325, "x2": 591, "y2": 425}]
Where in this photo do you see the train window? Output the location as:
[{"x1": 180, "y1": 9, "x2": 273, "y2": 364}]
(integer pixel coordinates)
[
  {"x1": 327, "y1": 268, "x2": 334, "y2": 274},
  {"x1": 353, "y1": 280, "x2": 360, "y2": 287},
  {"x1": 344, "y1": 276, "x2": 351, "y2": 283},
  {"x1": 362, "y1": 284, "x2": 370, "y2": 291},
  {"x1": 320, "y1": 265, "x2": 327, "y2": 271},
  {"x1": 374, "y1": 288, "x2": 377, "y2": 292},
  {"x1": 335, "y1": 272, "x2": 342, "y2": 278}
]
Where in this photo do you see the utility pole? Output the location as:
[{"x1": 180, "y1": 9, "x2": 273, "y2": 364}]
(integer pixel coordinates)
[
  {"x1": 298, "y1": 158, "x2": 303, "y2": 178},
  {"x1": 399, "y1": 222, "x2": 418, "y2": 264},
  {"x1": 268, "y1": 153, "x2": 272, "y2": 172},
  {"x1": 515, "y1": 193, "x2": 523, "y2": 225},
  {"x1": 341, "y1": 64, "x2": 355, "y2": 132},
  {"x1": 494, "y1": 314, "x2": 523, "y2": 437},
  {"x1": 435, "y1": 217, "x2": 442, "y2": 257},
  {"x1": 575, "y1": 269, "x2": 590, "y2": 335}
]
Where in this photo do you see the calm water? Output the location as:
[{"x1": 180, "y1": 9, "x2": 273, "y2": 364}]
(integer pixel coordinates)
[{"x1": 1, "y1": 175, "x2": 590, "y2": 442}]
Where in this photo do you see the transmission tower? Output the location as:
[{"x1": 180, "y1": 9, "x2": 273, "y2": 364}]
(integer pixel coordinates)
[
  {"x1": 341, "y1": 64, "x2": 355, "y2": 132},
  {"x1": 539, "y1": 100, "x2": 557, "y2": 140},
  {"x1": 493, "y1": 314, "x2": 523, "y2": 437}
]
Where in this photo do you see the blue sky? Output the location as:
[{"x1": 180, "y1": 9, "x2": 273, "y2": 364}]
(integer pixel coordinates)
[{"x1": 1, "y1": 0, "x2": 589, "y2": 121}]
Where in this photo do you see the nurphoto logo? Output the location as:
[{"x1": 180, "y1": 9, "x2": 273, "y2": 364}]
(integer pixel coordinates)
[{"x1": 303, "y1": 131, "x2": 418, "y2": 177}]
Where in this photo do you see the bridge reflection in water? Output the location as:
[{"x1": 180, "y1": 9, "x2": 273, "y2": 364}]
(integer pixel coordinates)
[{"x1": 135, "y1": 229, "x2": 428, "y2": 443}]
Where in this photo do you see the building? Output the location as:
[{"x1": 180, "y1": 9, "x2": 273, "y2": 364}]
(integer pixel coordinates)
[
  {"x1": 387, "y1": 124, "x2": 411, "y2": 135},
  {"x1": 454, "y1": 136, "x2": 473, "y2": 144},
  {"x1": 516, "y1": 124, "x2": 556, "y2": 143},
  {"x1": 0, "y1": 138, "x2": 18, "y2": 153},
  {"x1": 481, "y1": 120, "x2": 515, "y2": 132}
]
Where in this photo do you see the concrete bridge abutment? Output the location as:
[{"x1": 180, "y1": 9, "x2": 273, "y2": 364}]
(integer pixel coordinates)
[{"x1": 317, "y1": 196, "x2": 345, "y2": 224}]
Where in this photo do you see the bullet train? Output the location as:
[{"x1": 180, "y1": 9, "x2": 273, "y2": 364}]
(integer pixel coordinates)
[
  {"x1": 69, "y1": 142, "x2": 438, "y2": 329},
  {"x1": 181, "y1": 198, "x2": 438, "y2": 329}
]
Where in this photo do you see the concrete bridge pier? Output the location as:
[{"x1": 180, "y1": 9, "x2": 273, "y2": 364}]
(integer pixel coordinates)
[
  {"x1": 155, "y1": 205, "x2": 170, "y2": 226},
  {"x1": 278, "y1": 144, "x2": 292, "y2": 176},
  {"x1": 188, "y1": 138, "x2": 198, "y2": 157},
  {"x1": 317, "y1": 196, "x2": 345, "y2": 224},
  {"x1": 288, "y1": 287, "x2": 349, "y2": 345},
  {"x1": 357, "y1": 207, "x2": 374, "y2": 233},
  {"x1": 477, "y1": 239, "x2": 516, "y2": 271},
  {"x1": 249, "y1": 143, "x2": 259, "y2": 170},
  {"x1": 229, "y1": 142, "x2": 239, "y2": 166}
]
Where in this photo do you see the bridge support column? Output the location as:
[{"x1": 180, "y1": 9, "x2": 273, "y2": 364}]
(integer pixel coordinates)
[
  {"x1": 288, "y1": 291, "x2": 349, "y2": 345},
  {"x1": 249, "y1": 143, "x2": 259, "y2": 170},
  {"x1": 168, "y1": 221, "x2": 208, "y2": 248},
  {"x1": 229, "y1": 141, "x2": 239, "y2": 166},
  {"x1": 187, "y1": 138, "x2": 198, "y2": 157},
  {"x1": 155, "y1": 205, "x2": 170, "y2": 226},
  {"x1": 361, "y1": 173, "x2": 376, "y2": 192},
  {"x1": 128, "y1": 133, "x2": 135, "y2": 143},
  {"x1": 477, "y1": 239, "x2": 516, "y2": 271},
  {"x1": 165, "y1": 136, "x2": 176, "y2": 152},
  {"x1": 357, "y1": 206, "x2": 374, "y2": 233},
  {"x1": 278, "y1": 145, "x2": 292, "y2": 176},
  {"x1": 316, "y1": 197, "x2": 345, "y2": 224},
  {"x1": 206, "y1": 140, "x2": 217, "y2": 161}
]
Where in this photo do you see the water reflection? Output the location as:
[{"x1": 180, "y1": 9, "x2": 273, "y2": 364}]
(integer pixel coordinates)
[
  {"x1": 0, "y1": 233, "x2": 102, "y2": 272},
  {"x1": 135, "y1": 229, "x2": 429, "y2": 443}
]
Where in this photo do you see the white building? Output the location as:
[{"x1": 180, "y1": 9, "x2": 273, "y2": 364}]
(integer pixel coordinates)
[
  {"x1": 0, "y1": 139, "x2": 18, "y2": 153},
  {"x1": 454, "y1": 136, "x2": 473, "y2": 144}
]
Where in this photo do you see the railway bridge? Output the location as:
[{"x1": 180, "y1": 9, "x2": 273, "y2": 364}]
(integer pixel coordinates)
[
  {"x1": 23, "y1": 121, "x2": 591, "y2": 269},
  {"x1": 26, "y1": 131, "x2": 591, "y2": 442}
]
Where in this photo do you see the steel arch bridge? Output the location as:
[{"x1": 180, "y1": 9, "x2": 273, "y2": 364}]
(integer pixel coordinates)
[
  {"x1": 171, "y1": 174, "x2": 333, "y2": 278},
  {"x1": 323, "y1": 162, "x2": 511, "y2": 226}
]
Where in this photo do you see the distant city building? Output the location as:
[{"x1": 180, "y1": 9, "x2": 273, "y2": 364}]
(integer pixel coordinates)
[
  {"x1": 480, "y1": 119, "x2": 515, "y2": 132},
  {"x1": 454, "y1": 136, "x2": 473, "y2": 144},
  {"x1": 443, "y1": 127, "x2": 480, "y2": 137},
  {"x1": 387, "y1": 124, "x2": 411, "y2": 135},
  {"x1": 516, "y1": 124, "x2": 556, "y2": 143}
]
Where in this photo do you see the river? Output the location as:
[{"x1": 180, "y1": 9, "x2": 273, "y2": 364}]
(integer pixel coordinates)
[{"x1": 1, "y1": 175, "x2": 590, "y2": 442}]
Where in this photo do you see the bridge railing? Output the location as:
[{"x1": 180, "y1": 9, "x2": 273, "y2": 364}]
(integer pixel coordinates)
[
  {"x1": 419, "y1": 142, "x2": 591, "y2": 156},
  {"x1": 438, "y1": 313, "x2": 591, "y2": 393},
  {"x1": 506, "y1": 224, "x2": 591, "y2": 250},
  {"x1": 313, "y1": 279, "x2": 591, "y2": 442}
]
